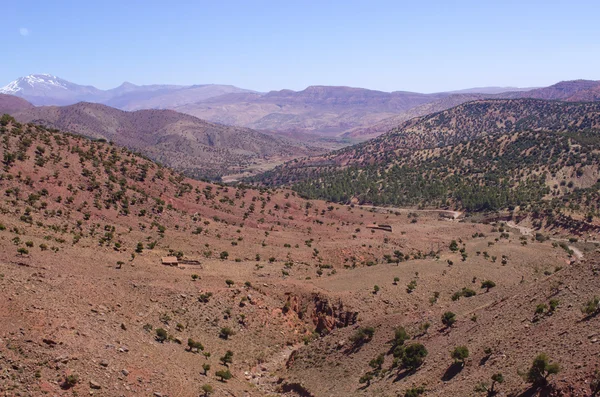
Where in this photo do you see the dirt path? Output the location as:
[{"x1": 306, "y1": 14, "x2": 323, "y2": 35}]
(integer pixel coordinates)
[
  {"x1": 359, "y1": 205, "x2": 463, "y2": 220},
  {"x1": 506, "y1": 221, "x2": 584, "y2": 259}
]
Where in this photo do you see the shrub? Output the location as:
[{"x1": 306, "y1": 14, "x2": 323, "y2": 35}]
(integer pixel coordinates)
[
  {"x1": 582, "y1": 296, "x2": 600, "y2": 316},
  {"x1": 187, "y1": 338, "x2": 204, "y2": 352},
  {"x1": 449, "y1": 240, "x2": 459, "y2": 252},
  {"x1": 401, "y1": 343, "x2": 428, "y2": 370},
  {"x1": 220, "y1": 350, "x2": 234, "y2": 366},
  {"x1": 215, "y1": 369, "x2": 232, "y2": 382},
  {"x1": 526, "y1": 353, "x2": 559, "y2": 387},
  {"x1": 225, "y1": 279, "x2": 234, "y2": 287},
  {"x1": 369, "y1": 353, "x2": 385, "y2": 370},
  {"x1": 155, "y1": 328, "x2": 168, "y2": 342},
  {"x1": 404, "y1": 386, "x2": 425, "y2": 397},
  {"x1": 548, "y1": 299, "x2": 559, "y2": 312},
  {"x1": 442, "y1": 311, "x2": 456, "y2": 327},
  {"x1": 202, "y1": 363, "x2": 211, "y2": 375},
  {"x1": 201, "y1": 384, "x2": 213, "y2": 396},
  {"x1": 535, "y1": 303, "x2": 548, "y2": 315},
  {"x1": 63, "y1": 374, "x2": 79, "y2": 389},
  {"x1": 220, "y1": 251, "x2": 229, "y2": 260},
  {"x1": 490, "y1": 373, "x2": 504, "y2": 394},
  {"x1": 198, "y1": 292, "x2": 213, "y2": 303},
  {"x1": 451, "y1": 345, "x2": 469, "y2": 365},
  {"x1": 358, "y1": 372, "x2": 373, "y2": 386},
  {"x1": 481, "y1": 280, "x2": 496, "y2": 292},
  {"x1": 350, "y1": 326, "x2": 375, "y2": 345},
  {"x1": 219, "y1": 327, "x2": 235, "y2": 340}
]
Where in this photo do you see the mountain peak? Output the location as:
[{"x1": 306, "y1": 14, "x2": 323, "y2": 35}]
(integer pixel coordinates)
[{"x1": 0, "y1": 74, "x2": 69, "y2": 94}]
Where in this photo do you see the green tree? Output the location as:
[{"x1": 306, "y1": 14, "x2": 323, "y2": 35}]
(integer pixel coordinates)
[
  {"x1": 481, "y1": 280, "x2": 496, "y2": 292},
  {"x1": 451, "y1": 345, "x2": 469, "y2": 365},
  {"x1": 526, "y1": 353, "x2": 559, "y2": 387},
  {"x1": 201, "y1": 384, "x2": 213, "y2": 396},
  {"x1": 449, "y1": 240, "x2": 459, "y2": 252},
  {"x1": 490, "y1": 373, "x2": 504, "y2": 395},
  {"x1": 442, "y1": 311, "x2": 456, "y2": 328},
  {"x1": 220, "y1": 350, "x2": 234, "y2": 366},
  {"x1": 202, "y1": 363, "x2": 211, "y2": 375},
  {"x1": 401, "y1": 343, "x2": 428, "y2": 370}
]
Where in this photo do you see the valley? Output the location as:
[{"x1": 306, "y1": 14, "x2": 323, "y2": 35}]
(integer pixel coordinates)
[
  {"x1": 3, "y1": 2, "x2": 600, "y2": 395},
  {"x1": 1, "y1": 116, "x2": 599, "y2": 396}
]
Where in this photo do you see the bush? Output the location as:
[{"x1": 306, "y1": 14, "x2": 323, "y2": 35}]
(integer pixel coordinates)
[
  {"x1": 220, "y1": 251, "x2": 229, "y2": 260},
  {"x1": 404, "y1": 386, "x2": 425, "y2": 397},
  {"x1": 358, "y1": 372, "x2": 373, "y2": 386},
  {"x1": 526, "y1": 353, "x2": 559, "y2": 387},
  {"x1": 369, "y1": 353, "x2": 385, "y2": 370},
  {"x1": 202, "y1": 363, "x2": 211, "y2": 375},
  {"x1": 215, "y1": 369, "x2": 232, "y2": 382},
  {"x1": 201, "y1": 384, "x2": 213, "y2": 396},
  {"x1": 350, "y1": 326, "x2": 375, "y2": 345},
  {"x1": 220, "y1": 350, "x2": 234, "y2": 366},
  {"x1": 451, "y1": 345, "x2": 469, "y2": 365},
  {"x1": 63, "y1": 374, "x2": 79, "y2": 389},
  {"x1": 155, "y1": 328, "x2": 168, "y2": 342},
  {"x1": 401, "y1": 343, "x2": 428, "y2": 370},
  {"x1": 219, "y1": 327, "x2": 235, "y2": 340},
  {"x1": 187, "y1": 338, "x2": 204, "y2": 352},
  {"x1": 442, "y1": 311, "x2": 456, "y2": 327},
  {"x1": 490, "y1": 373, "x2": 504, "y2": 394},
  {"x1": 481, "y1": 280, "x2": 496, "y2": 292},
  {"x1": 225, "y1": 279, "x2": 234, "y2": 287},
  {"x1": 582, "y1": 296, "x2": 599, "y2": 316},
  {"x1": 449, "y1": 240, "x2": 459, "y2": 252}
]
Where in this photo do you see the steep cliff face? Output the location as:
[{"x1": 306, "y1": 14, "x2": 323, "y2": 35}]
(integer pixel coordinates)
[{"x1": 284, "y1": 293, "x2": 358, "y2": 334}]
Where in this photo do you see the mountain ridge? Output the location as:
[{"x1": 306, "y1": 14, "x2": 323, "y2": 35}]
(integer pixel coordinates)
[{"x1": 12, "y1": 101, "x2": 323, "y2": 180}]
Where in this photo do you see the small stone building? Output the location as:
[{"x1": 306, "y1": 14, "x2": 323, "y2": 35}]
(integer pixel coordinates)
[{"x1": 161, "y1": 256, "x2": 178, "y2": 266}]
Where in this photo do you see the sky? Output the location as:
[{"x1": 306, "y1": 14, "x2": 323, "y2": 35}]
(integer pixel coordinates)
[{"x1": 1, "y1": 0, "x2": 600, "y2": 93}]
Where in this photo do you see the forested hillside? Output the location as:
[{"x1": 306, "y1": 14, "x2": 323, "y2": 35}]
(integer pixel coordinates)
[{"x1": 255, "y1": 99, "x2": 600, "y2": 216}]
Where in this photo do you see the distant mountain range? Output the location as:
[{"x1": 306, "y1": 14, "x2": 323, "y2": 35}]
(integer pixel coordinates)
[
  {"x1": 3, "y1": 74, "x2": 600, "y2": 140},
  {"x1": 1, "y1": 74, "x2": 540, "y2": 137},
  {"x1": 0, "y1": 74, "x2": 254, "y2": 108}
]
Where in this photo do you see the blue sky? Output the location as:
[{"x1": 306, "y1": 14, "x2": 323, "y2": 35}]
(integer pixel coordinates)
[{"x1": 2, "y1": 0, "x2": 599, "y2": 92}]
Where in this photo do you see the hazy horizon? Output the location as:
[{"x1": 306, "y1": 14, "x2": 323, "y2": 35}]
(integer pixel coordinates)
[{"x1": 2, "y1": 0, "x2": 600, "y2": 93}]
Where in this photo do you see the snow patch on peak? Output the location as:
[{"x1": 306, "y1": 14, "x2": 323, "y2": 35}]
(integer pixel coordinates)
[
  {"x1": 0, "y1": 74, "x2": 67, "y2": 94},
  {"x1": 0, "y1": 80, "x2": 22, "y2": 94}
]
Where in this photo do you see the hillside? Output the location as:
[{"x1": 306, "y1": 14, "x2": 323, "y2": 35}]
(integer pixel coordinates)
[
  {"x1": 0, "y1": 93, "x2": 35, "y2": 114},
  {"x1": 1, "y1": 118, "x2": 599, "y2": 396},
  {"x1": 11, "y1": 102, "x2": 324, "y2": 180},
  {"x1": 344, "y1": 80, "x2": 600, "y2": 139},
  {"x1": 256, "y1": 99, "x2": 600, "y2": 217}
]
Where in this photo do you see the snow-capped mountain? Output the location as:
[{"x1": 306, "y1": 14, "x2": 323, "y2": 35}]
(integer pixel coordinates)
[
  {"x1": 0, "y1": 74, "x2": 254, "y2": 108},
  {"x1": 0, "y1": 74, "x2": 104, "y2": 105}
]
